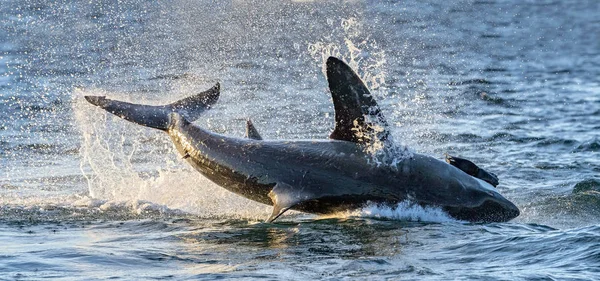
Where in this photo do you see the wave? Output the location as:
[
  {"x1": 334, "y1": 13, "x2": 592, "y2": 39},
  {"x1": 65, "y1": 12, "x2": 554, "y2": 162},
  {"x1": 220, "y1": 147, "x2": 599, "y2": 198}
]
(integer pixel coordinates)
[
  {"x1": 437, "y1": 223, "x2": 600, "y2": 279},
  {"x1": 535, "y1": 137, "x2": 578, "y2": 147},
  {"x1": 572, "y1": 138, "x2": 600, "y2": 152},
  {"x1": 519, "y1": 179, "x2": 600, "y2": 228},
  {"x1": 0, "y1": 199, "x2": 461, "y2": 225},
  {"x1": 448, "y1": 78, "x2": 493, "y2": 86},
  {"x1": 483, "y1": 67, "x2": 508, "y2": 73},
  {"x1": 573, "y1": 178, "x2": 600, "y2": 194},
  {"x1": 0, "y1": 197, "x2": 194, "y2": 223}
]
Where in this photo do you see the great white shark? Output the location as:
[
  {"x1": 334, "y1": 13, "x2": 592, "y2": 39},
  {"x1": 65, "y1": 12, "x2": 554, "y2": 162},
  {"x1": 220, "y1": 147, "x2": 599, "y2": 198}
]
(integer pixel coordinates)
[{"x1": 84, "y1": 57, "x2": 520, "y2": 223}]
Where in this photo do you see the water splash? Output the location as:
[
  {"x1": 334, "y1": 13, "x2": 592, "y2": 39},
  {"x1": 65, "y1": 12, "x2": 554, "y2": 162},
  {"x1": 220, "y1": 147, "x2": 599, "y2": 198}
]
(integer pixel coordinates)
[
  {"x1": 308, "y1": 17, "x2": 387, "y2": 90},
  {"x1": 71, "y1": 88, "x2": 270, "y2": 221},
  {"x1": 308, "y1": 17, "x2": 413, "y2": 167},
  {"x1": 355, "y1": 116, "x2": 414, "y2": 168},
  {"x1": 343, "y1": 201, "x2": 458, "y2": 223}
]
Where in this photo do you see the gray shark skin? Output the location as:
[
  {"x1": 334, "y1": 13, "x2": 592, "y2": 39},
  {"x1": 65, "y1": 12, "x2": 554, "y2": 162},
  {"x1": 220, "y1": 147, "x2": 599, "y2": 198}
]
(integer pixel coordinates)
[{"x1": 85, "y1": 57, "x2": 520, "y2": 223}]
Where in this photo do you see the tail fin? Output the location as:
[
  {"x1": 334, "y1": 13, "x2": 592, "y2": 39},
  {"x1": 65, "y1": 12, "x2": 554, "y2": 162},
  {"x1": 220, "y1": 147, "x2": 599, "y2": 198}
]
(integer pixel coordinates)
[{"x1": 84, "y1": 83, "x2": 220, "y2": 130}]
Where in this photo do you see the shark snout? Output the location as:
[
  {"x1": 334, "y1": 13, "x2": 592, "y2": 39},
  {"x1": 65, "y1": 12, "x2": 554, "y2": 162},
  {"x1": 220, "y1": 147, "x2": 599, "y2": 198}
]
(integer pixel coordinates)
[
  {"x1": 444, "y1": 191, "x2": 520, "y2": 223},
  {"x1": 484, "y1": 194, "x2": 520, "y2": 222}
]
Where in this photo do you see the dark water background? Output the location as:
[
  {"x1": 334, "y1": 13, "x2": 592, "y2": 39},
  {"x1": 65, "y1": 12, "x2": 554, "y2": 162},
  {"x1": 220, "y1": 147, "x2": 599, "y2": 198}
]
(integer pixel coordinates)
[{"x1": 1, "y1": 0, "x2": 599, "y2": 280}]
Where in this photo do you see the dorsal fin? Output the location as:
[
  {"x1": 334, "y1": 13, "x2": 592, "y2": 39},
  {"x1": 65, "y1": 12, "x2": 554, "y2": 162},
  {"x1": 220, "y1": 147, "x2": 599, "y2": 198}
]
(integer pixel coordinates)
[
  {"x1": 245, "y1": 119, "x2": 262, "y2": 140},
  {"x1": 326, "y1": 57, "x2": 390, "y2": 144}
]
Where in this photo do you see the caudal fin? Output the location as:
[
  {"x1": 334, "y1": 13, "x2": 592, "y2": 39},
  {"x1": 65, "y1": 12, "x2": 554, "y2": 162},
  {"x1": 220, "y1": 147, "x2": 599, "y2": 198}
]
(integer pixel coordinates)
[{"x1": 84, "y1": 83, "x2": 220, "y2": 130}]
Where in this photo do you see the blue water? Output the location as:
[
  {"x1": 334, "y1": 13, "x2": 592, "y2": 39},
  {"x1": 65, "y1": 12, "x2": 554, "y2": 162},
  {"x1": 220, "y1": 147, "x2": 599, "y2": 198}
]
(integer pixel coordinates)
[{"x1": 1, "y1": 0, "x2": 599, "y2": 280}]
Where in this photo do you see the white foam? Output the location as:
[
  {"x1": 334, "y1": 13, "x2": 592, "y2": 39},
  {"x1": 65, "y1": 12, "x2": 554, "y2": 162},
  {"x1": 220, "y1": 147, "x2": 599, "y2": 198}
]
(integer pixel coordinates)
[{"x1": 341, "y1": 201, "x2": 459, "y2": 223}]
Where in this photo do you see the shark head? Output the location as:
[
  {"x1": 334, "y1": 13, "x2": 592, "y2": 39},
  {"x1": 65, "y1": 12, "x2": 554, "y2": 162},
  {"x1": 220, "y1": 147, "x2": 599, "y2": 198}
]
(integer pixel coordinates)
[
  {"x1": 391, "y1": 154, "x2": 519, "y2": 223},
  {"x1": 444, "y1": 180, "x2": 520, "y2": 222},
  {"x1": 437, "y1": 171, "x2": 520, "y2": 223}
]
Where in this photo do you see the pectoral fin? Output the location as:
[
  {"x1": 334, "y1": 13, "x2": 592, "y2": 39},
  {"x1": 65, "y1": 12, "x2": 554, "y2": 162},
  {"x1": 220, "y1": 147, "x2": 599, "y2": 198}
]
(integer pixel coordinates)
[{"x1": 266, "y1": 182, "x2": 312, "y2": 222}]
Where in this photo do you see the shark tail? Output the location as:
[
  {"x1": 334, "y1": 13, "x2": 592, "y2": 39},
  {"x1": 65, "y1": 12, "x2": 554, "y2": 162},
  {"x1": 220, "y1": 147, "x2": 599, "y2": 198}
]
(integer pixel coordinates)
[{"x1": 84, "y1": 83, "x2": 220, "y2": 130}]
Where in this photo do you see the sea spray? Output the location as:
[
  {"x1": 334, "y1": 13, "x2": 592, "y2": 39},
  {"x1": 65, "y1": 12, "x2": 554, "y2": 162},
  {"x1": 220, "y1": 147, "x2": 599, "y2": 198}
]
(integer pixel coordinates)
[
  {"x1": 308, "y1": 17, "x2": 413, "y2": 167},
  {"x1": 71, "y1": 88, "x2": 271, "y2": 220},
  {"x1": 308, "y1": 17, "x2": 387, "y2": 90}
]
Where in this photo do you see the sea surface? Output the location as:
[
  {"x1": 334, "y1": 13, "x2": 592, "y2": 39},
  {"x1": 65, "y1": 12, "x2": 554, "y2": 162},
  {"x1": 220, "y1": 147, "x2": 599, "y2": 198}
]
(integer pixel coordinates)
[{"x1": 1, "y1": 0, "x2": 599, "y2": 280}]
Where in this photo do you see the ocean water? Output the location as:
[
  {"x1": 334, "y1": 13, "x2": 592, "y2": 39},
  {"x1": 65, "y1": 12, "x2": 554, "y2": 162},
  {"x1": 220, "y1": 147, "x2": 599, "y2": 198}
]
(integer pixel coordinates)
[{"x1": 1, "y1": 0, "x2": 599, "y2": 280}]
